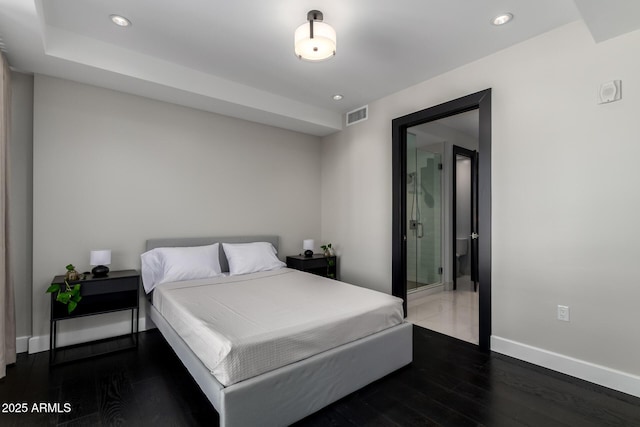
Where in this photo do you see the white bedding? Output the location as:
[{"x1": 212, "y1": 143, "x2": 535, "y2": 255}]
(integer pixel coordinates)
[{"x1": 152, "y1": 268, "x2": 404, "y2": 386}]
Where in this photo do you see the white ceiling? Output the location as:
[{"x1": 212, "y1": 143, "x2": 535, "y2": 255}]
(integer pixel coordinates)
[{"x1": 0, "y1": 0, "x2": 639, "y2": 136}]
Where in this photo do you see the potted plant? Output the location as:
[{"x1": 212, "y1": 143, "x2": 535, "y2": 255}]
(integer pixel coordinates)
[
  {"x1": 64, "y1": 263, "x2": 80, "y2": 281},
  {"x1": 47, "y1": 281, "x2": 82, "y2": 314},
  {"x1": 47, "y1": 264, "x2": 82, "y2": 314},
  {"x1": 321, "y1": 244, "x2": 336, "y2": 279},
  {"x1": 320, "y1": 243, "x2": 333, "y2": 257}
]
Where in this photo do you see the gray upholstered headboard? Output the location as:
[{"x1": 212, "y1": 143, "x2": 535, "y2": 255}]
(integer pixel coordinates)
[{"x1": 145, "y1": 235, "x2": 280, "y2": 273}]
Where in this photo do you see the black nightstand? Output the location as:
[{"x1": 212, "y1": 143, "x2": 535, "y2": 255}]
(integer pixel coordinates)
[
  {"x1": 286, "y1": 254, "x2": 337, "y2": 279},
  {"x1": 49, "y1": 269, "x2": 140, "y2": 365}
]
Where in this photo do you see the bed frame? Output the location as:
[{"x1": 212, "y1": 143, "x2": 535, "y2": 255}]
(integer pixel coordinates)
[{"x1": 145, "y1": 236, "x2": 413, "y2": 427}]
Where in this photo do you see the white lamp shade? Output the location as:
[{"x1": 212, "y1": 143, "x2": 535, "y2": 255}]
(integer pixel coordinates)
[
  {"x1": 90, "y1": 249, "x2": 111, "y2": 266},
  {"x1": 295, "y1": 21, "x2": 336, "y2": 61},
  {"x1": 303, "y1": 239, "x2": 315, "y2": 251}
]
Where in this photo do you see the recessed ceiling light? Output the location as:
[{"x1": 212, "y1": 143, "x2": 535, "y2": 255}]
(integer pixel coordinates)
[
  {"x1": 491, "y1": 13, "x2": 513, "y2": 26},
  {"x1": 110, "y1": 14, "x2": 131, "y2": 27},
  {"x1": 332, "y1": 94, "x2": 343, "y2": 101}
]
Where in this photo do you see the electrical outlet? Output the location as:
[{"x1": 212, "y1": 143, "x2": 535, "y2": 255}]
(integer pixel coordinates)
[{"x1": 557, "y1": 305, "x2": 570, "y2": 322}]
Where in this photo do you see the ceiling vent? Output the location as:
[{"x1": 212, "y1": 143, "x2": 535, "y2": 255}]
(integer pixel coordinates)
[{"x1": 346, "y1": 105, "x2": 368, "y2": 126}]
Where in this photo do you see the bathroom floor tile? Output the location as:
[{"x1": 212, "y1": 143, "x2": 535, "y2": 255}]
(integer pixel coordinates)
[{"x1": 408, "y1": 276, "x2": 479, "y2": 345}]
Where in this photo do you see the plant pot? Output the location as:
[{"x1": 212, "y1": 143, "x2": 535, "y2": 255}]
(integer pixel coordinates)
[{"x1": 65, "y1": 269, "x2": 80, "y2": 281}]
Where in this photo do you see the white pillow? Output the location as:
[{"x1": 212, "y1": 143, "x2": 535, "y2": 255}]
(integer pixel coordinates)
[
  {"x1": 141, "y1": 248, "x2": 163, "y2": 293},
  {"x1": 140, "y1": 243, "x2": 222, "y2": 293},
  {"x1": 222, "y1": 242, "x2": 286, "y2": 276}
]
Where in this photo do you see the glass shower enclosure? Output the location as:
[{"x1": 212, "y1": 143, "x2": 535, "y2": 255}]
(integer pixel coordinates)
[{"x1": 406, "y1": 133, "x2": 443, "y2": 292}]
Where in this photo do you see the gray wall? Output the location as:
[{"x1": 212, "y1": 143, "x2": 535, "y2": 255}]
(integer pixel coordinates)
[
  {"x1": 9, "y1": 71, "x2": 33, "y2": 350},
  {"x1": 30, "y1": 75, "x2": 322, "y2": 351},
  {"x1": 321, "y1": 21, "x2": 640, "y2": 393}
]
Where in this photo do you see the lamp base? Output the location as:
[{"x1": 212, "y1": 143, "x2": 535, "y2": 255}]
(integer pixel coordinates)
[
  {"x1": 91, "y1": 265, "x2": 109, "y2": 277},
  {"x1": 304, "y1": 250, "x2": 313, "y2": 258}
]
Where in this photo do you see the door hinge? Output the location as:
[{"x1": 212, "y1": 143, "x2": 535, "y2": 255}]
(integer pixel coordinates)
[
  {"x1": 438, "y1": 163, "x2": 443, "y2": 170},
  {"x1": 438, "y1": 267, "x2": 443, "y2": 275}
]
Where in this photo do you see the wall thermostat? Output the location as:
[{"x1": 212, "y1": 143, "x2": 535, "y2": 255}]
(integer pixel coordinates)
[{"x1": 598, "y1": 80, "x2": 621, "y2": 104}]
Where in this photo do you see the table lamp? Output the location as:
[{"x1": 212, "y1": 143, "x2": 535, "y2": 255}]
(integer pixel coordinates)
[
  {"x1": 90, "y1": 249, "x2": 111, "y2": 277},
  {"x1": 303, "y1": 239, "x2": 314, "y2": 258}
]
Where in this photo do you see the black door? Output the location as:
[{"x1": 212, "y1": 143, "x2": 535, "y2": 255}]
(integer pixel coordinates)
[
  {"x1": 452, "y1": 145, "x2": 478, "y2": 292},
  {"x1": 392, "y1": 89, "x2": 491, "y2": 350}
]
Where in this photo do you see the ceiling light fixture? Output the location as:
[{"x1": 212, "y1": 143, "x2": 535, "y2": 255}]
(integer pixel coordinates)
[
  {"x1": 332, "y1": 94, "x2": 343, "y2": 101},
  {"x1": 110, "y1": 14, "x2": 131, "y2": 27},
  {"x1": 491, "y1": 13, "x2": 513, "y2": 26},
  {"x1": 294, "y1": 10, "x2": 336, "y2": 61}
]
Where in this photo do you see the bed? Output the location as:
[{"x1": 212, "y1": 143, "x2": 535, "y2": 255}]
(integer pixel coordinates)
[{"x1": 143, "y1": 236, "x2": 412, "y2": 427}]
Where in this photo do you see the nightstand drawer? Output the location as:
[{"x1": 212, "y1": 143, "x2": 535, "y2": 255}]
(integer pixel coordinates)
[
  {"x1": 286, "y1": 255, "x2": 337, "y2": 279},
  {"x1": 288, "y1": 257, "x2": 328, "y2": 270},
  {"x1": 80, "y1": 276, "x2": 138, "y2": 295},
  {"x1": 51, "y1": 270, "x2": 140, "y2": 296}
]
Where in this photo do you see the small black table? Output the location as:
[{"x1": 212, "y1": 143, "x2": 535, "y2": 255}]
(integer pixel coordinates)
[
  {"x1": 286, "y1": 254, "x2": 337, "y2": 279},
  {"x1": 49, "y1": 269, "x2": 140, "y2": 365}
]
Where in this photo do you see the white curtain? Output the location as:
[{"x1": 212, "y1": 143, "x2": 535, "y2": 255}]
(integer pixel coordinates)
[{"x1": 0, "y1": 51, "x2": 16, "y2": 378}]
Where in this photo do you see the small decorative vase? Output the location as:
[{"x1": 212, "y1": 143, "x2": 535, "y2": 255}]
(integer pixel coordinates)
[
  {"x1": 65, "y1": 269, "x2": 80, "y2": 281},
  {"x1": 323, "y1": 248, "x2": 331, "y2": 257}
]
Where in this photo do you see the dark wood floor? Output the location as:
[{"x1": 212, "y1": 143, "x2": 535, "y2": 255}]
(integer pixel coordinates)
[{"x1": 1, "y1": 326, "x2": 639, "y2": 426}]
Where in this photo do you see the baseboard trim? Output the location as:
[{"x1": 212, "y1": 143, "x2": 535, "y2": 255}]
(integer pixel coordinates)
[
  {"x1": 491, "y1": 336, "x2": 640, "y2": 398},
  {"x1": 28, "y1": 317, "x2": 150, "y2": 354},
  {"x1": 407, "y1": 282, "x2": 444, "y2": 302},
  {"x1": 16, "y1": 335, "x2": 30, "y2": 353}
]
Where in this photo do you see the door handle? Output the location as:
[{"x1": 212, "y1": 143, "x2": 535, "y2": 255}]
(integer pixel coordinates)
[
  {"x1": 417, "y1": 223, "x2": 424, "y2": 238},
  {"x1": 471, "y1": 232, "x2": 479, "y2": 240}
]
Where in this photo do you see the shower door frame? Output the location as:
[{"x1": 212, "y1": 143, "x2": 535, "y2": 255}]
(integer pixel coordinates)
[{"x1": 392, "y1": 89, "x2": 492, "y2": 351}]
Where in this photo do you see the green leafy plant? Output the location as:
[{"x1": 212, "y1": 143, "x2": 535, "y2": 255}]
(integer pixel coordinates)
[
  {"x1": 326, "y1": 257, "x2": 336, "y2": 279},
  {"x1": 46, "y1": 280, "x2": 82, "y2": 314},
  {"x1": 65, "y1": 264, "x2": 75, "y2": 272},
  {"x1": 322, "y1": 245, "x2": 336, "y2": 279},
  {"x1": 320, "y1": 243, "x2": 332, "y2": 254}
]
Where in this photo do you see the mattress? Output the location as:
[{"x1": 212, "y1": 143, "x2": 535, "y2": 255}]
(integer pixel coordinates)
[{"x1": 152, "y1": 268, "x2": 404, "y2": 386}]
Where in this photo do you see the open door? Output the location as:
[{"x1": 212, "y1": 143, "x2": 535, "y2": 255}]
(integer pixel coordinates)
[
  {"x1": 471, "y1": 152, "x2": 479, "y2": 290},
  {"x1": 392, "y1": 88, "x2": 491, "y2": 350},
  {"x1": 452, "y1": 146, "x2": 478, "y2": 292}
]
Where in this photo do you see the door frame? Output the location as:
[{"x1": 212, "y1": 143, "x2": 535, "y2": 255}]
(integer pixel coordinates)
[
  {"x1": 452, "y1": 145, "x2": 478, "y2": 291},
  {"x1": 392, "y1": 89, "x2": 492, "y2": 350}
]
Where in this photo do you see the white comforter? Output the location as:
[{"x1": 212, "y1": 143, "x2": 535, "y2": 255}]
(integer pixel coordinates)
[{"x1": 152, "y1": 268, "x2": 404, "y2": 386}]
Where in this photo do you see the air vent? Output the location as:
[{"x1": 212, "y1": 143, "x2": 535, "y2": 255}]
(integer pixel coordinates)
[{"x1": 346, "y1": 105, "x2": 368, "y2": 126}]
